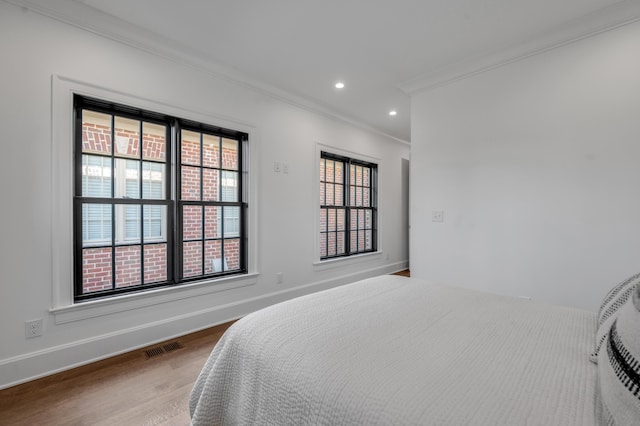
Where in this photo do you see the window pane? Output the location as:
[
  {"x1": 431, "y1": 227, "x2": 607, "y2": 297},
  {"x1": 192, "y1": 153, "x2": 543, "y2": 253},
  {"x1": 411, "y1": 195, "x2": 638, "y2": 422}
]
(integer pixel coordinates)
[
  {"x1": 203, "y1": 134, "x2": 220, "y2": 168},
  {"x1": 144, "y1": 243, "x2": 167, "y2": 283},
  {"x1": 327, "y1": 233, "x2": 336, "y2": 257},
  {"x1": 142, "y1": 122, "x2": 166, "y2": 162},
  {"x1": 143, "y1": 205, "x2": 165, "y2": 241},
  {"x1": 82, "y1": 247, "x2": 112, "y2": 293},
  {"x1": 363, "y1": 167, "x2": 370, "y2": 187},
  {"x1": 115, "y1": 159, "x2": 139, "y2": 199},
  {"x1": 337, "y1": 231, "x2": 345, "y2": 255},
  {"x1": 319, "y1": 182, "x2": 325, "y2": 206},
  {"x1": 365, "y1": 209, "x2": 372, "y2": 229},
  {"x1": 221, "y1": 171, "x2": 238, "y2": 202},
  {"x1": 327, "y1": 209, "x2": 336, "y2": 232},
  {"x1": 335, "y1": 162, "x2": 343, "y2": 183},
  {"x1": 115, "y1": 245, "x2": 141, "y2": 288},
  {"x1": 181, "y1": 130, "x2": 201, "y2": 165},
  {"x1": 205, "y1": 240, "x2": 222, "y2": 273},
  {"x1": 350, "y1": 164, "x2": 356, "y2": 185},
  {"x1": 326, "y1": 183, "x2": 334, "y2": 205},
  {"x1": 183, "y1": 241, "x2": 202, "y2": 278},
  {"x1": 320, "y1": 233, "x2": 327, "y2": 258},
  {"x1": 358, "y1": 210, "x2": 365, "y2": 230},
  {"x1": 181, "y1": 166, "x2": 200, "y2": 200},
  {"x1": 363, "y1": 186, "x2": 370, "y2": 207},
  {"x1": 337, "y1": 209, "x2": 345, "y2": 231},
  {"x1": 326, "y1": 160, "x2": 335, "y2": 183},
  {"x1": 205, "y1": 206, "x2": 222, "y2": 239},
  {"x1": 350, "y1": 210, "x2": 357, "y2": 231},
  {"x1": 335, "y1": 184, "x2": 344, "y2": 206},
  {"x1": 221, "y1": 138, "x2": 238, "y2": 170},
  {"x1": 82, "y1": 203, "x2": 112, "y2": 246},
  {"x1": 224, "y1": 239, "x2": 241, "y2": 271},
  {"x1": 355, "y1": 186, "x2": 362, "y2": 206},
  {"x1": 320, "y1": 209, "x2": 327, "y2": 232},
  {"x1": 183, "y1": 205, "x2": 202, "y2": 240},
  {"x1": 224, "y1": 206, "x2": 240, "y2": 238},
  {"x1": 355, "y1": 166, "x2": 363, "y2": 186},
  {"x1": 365, "y1": 230, "x2": 373, "y2": 251},
  {"x1": 118, "y1": 204, "x2": 141, "y2": 243},
  {"x1": 114, "y1": 116, "x2": 140, "y2": 159},
  {"x1": 82, "y1": 110, "x2": 111, "y2": 155},
  {"x1": 350, "y1": 230, "x2": 358, "y2": 253},
  {"x1": 82, "y1": 155, "x2": 111, "y2": 197},
  {"x1": 319, "y1": 158, "x2": 325, "y2": 181},
  {"x1": 142, "y1": 162, "x2": 165, "y2": 199},
  {"x1": 201, "y1": 168, "x2": 219, "y2": 201}
]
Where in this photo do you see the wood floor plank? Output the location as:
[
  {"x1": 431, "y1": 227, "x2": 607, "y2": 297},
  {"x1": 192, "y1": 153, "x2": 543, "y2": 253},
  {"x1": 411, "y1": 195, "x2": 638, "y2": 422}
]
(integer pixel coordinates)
[{"x1": 0, "y1": 321, "x2": 234, "y2": 426}]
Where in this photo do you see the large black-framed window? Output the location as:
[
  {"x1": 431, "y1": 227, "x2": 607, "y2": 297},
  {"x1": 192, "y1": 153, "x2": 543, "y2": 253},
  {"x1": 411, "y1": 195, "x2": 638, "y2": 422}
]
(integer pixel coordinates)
[
  {"x1": 74, "y1": 95, "x2": 248, "y2": 302},
  {"x1": 319, "y1": 151, "x2": 377, "y2": 260}
]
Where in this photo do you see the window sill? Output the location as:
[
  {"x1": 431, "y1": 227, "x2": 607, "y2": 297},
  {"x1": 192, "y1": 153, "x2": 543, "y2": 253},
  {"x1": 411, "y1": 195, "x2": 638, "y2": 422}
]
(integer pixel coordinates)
[
  {"x1": 313, "y1": 251, "x2": 384, "y2": 271},
  {"x1": 50, "y1": 273, "x2": 259, "y2": 324}
]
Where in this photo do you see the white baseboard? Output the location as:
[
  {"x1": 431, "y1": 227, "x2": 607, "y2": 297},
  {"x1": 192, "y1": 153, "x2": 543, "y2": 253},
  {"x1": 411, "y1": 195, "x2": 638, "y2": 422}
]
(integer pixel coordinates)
[{"x1": 0, "y1": 261, "x2": 407, "y2": 390}]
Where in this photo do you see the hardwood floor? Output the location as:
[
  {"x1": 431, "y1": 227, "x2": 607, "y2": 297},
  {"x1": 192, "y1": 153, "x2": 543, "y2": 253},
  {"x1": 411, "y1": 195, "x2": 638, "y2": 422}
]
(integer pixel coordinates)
[
  {"x1": 0, "y1": 271, "x2": 410, "y2": 425},
  {"x1": 0, "y1": 322, "x2": 234, "y2": 426},
  {"x1": 393, "y1": 269, "x2": 410, "y2": 277}
]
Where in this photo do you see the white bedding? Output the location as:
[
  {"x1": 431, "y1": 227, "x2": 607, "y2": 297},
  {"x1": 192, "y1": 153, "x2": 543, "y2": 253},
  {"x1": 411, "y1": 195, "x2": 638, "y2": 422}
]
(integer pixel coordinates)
[{"x1": 190, "y1": 275, "x2": 597, "y2": 425}]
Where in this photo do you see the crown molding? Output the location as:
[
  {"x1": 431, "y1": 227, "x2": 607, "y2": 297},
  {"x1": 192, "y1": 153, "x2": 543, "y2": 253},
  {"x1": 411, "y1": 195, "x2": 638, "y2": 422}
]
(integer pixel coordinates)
[
  {"x1": 4, "y1": 0, "x2": 411, "y2": 145},
  {"x1": 399, "y1": 0, "x2": 640, "y2": 95}
]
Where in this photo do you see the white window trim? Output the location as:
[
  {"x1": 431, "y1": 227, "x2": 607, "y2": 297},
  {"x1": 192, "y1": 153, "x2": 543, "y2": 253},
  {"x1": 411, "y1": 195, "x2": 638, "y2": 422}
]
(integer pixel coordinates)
[
  {"x1": 313, "y1": 142, "x2": 383, "y2": 268},
  {"x1": 51, "y1": 75, "x2": 260, "y2": 323}
]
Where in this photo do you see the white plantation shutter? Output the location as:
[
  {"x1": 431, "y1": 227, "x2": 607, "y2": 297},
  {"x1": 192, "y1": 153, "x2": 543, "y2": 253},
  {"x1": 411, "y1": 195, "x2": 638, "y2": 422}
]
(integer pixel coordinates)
[
  {"x1": 141, "y1": 162, "x2": 163, "y2": 239},
  {"x1": 224, "y1": 207, "x2": 240, "y2": 237},
  {"x1": 83, "y1": 204, "x2": 111, "y2": 241},
  {"x1": 144, "y1": 206, "x2": 162, "y2": 238},
  {"x1": 82, "y1": 156, "x2": 112, "y2": 243},
  {"x1": 124, "y1": 161, "x2": 139, "y2": 239},
  {"x1": 220, "y1": 171, "x2": 239, "y2": 237}
]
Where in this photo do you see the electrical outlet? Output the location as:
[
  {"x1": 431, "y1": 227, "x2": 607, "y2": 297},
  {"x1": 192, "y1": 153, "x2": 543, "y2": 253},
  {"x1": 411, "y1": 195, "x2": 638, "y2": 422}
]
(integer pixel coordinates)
[
  {"x1": 274, "y1": 162, "x2": 281, "y2": 173},
  {"x1": 282, "y1": 163, "x2": 289, "y2": 174},
  {"x1": 276, "y1": 272, "x2": 284, "y2": 284},
  {"x1": 25, "y1": 319, "x2": 43, "y2": 338}
]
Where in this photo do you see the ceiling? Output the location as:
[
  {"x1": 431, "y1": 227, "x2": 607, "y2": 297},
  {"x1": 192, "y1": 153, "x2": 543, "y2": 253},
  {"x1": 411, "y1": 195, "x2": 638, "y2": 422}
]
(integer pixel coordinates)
[{"x1": 10, "y1": 0, "x2": 640, "y2": 142}]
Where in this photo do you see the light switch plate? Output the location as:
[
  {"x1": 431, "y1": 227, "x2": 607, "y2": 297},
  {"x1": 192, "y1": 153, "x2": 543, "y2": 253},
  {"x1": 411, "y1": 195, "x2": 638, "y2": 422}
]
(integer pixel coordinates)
[{"x1": 432, "y1": 210, "x2": 444, "y2": 222}]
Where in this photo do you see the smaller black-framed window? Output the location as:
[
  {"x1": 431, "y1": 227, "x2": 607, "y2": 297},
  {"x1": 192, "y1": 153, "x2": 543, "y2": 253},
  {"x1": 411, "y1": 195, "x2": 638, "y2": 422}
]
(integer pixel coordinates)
[{"x1": 319, "y1": 151, "x2": 377, "y2": 260}]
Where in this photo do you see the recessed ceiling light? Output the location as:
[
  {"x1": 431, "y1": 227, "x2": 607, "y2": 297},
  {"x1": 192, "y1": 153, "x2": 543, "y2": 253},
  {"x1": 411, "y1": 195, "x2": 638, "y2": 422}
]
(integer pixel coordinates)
[
  {"x1": 335, "y1": 82, "x2": 345, "y2": 89},
  {"x1": 389, "y1": 110, "x2": 397, "y2": 116}
]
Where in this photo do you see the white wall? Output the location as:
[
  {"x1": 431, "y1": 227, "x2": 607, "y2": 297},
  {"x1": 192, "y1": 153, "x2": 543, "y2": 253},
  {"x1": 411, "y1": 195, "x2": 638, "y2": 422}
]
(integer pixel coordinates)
[
  {"x1": 411, "y1": 20, "x2": 640, "y2": 312},
  {"x1": 0, "y1": 3, "x2": 409, "y2": 389}
]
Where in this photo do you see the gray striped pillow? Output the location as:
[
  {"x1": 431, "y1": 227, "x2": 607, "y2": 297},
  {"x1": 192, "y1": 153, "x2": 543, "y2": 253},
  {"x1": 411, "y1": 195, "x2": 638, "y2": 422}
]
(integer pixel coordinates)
[
  {"x1": 595, "y1": 282, "x2": 640, "y2": 424},
  {"x1": 591, "y1": 272, "x2": 640, "y2": 363}
]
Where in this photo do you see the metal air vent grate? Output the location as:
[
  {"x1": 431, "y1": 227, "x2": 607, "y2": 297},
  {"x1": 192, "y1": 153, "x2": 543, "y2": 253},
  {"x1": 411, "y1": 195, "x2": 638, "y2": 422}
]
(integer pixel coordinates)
[{"x1": 144, "y1": 341, "x2": 183, "y2": 359}]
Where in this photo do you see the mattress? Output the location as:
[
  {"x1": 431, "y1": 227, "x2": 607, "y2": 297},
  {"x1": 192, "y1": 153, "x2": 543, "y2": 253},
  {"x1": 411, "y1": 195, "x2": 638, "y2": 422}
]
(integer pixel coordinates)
[{"x1": 190, "y1": 275, "x2": 597, "y2": 425}]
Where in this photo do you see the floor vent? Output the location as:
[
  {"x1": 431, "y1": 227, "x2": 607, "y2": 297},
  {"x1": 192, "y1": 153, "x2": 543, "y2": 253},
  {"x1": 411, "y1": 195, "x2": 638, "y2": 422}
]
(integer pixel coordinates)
[
  {"x1": 144, "y1": 341, "x2": 183, "y2": 359},
  {"x1": 163, "y1": 341, "x2": 183, "y2": 352},
  {"x1": 145, "y1": 347, "x2": 165, "y2": 359}
]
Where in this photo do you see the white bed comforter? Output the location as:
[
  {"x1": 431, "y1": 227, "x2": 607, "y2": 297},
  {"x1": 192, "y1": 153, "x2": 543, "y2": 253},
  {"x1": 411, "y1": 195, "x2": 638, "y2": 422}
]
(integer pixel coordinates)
[{"x1": 190, "y1": 275, "x2": 597, "y2": 425}]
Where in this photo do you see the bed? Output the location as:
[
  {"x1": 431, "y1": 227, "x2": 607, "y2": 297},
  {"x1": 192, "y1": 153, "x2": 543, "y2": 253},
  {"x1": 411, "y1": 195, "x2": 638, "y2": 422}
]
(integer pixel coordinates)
[{"x1": 189, "y1": 274, "x2": 640, "y2": 425}]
